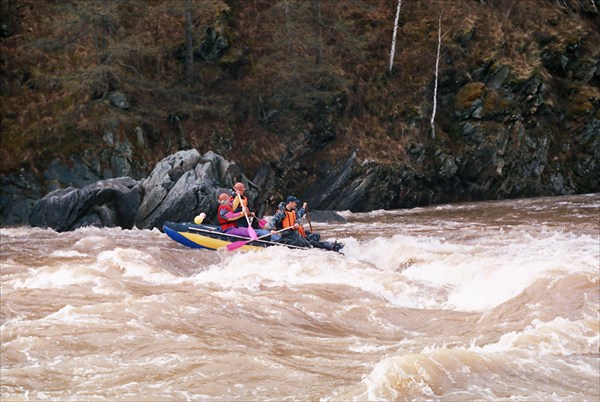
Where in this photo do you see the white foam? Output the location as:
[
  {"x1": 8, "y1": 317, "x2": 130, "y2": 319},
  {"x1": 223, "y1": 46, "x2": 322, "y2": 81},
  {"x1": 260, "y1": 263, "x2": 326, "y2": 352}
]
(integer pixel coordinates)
[
  {"x1": 49, "y1": 250, "x2": 88, "y2": 258},
  {"x1": 189, "y1": 243, "x2": 434, "y2": 310},
  {"x1": 406, "y1": 231, "x2": 597, "y2": 311},
  {"x1": 0, "y1": 226, "x2": 57, "y2": 237},
  {"x1": 185, "y1": 223, "x2": 600, "y2": 313},
  {"x1": 73, "y1": 235, "x2": 116, "y2": 251},
  {"x1": 95, "y1": 248, "x2": 183, "y2": 284},
  {"x1": 11, "y1": 266, "x2": 104, "y2": 289},
  {"x1": 475, "y1": 316, "x2": 600, "y2": 356},
  {"x1": 357, "y1": 313, "x2": 600, "y2": 402}
]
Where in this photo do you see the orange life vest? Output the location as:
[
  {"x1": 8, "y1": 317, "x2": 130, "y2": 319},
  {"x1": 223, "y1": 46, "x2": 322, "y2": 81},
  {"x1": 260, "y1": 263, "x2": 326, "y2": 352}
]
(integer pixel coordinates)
[
  {"x1": 218, "y1": 204, "x2": 237, "y2": 231},
  {"x1": 281, "y1": 208, "x2": 306, "y2": 237},
  {"x1": 230, "y1": 194, "x2": 249, "y2": 213}
]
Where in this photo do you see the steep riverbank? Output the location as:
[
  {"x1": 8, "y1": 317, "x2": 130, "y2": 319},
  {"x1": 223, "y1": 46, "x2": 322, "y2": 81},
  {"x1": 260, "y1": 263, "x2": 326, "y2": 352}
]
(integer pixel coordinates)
[{"x1": 1, "y1": 0, "x2": 598, "y2": 225}]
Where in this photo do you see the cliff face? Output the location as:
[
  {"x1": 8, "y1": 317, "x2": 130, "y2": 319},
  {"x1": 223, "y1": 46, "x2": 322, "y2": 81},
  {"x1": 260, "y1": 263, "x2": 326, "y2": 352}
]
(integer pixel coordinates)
[{"x1": 1, "y1": 0, "x2": 598, "y2": 224}]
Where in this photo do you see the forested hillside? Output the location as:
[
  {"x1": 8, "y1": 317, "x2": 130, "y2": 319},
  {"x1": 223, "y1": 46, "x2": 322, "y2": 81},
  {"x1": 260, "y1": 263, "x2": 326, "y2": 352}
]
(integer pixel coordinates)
[{"x1": 1, "y1": 0, "x2": 598, "y2": 222}]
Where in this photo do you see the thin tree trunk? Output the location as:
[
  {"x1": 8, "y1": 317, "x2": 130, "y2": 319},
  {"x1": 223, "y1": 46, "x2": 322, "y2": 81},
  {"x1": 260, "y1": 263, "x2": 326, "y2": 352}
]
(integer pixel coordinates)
[
  {"x1": 431, "y1": 13, "x2": 442, "y2": 139},
  {"x1": 284, "y1": 0, "x2": 297, "y2": 78},
  {"x1": 388, "y1": 0, "x2": 402, "y2": 75},
  {"x1": 155, "y1": 9, "x2": 161, "y2": 79},
  {"x1": 315, "y1": 0, "x2": 322, "y2": 65},
  {"x1": 184, "y1": 0, "x2": 194, "y2": 85}
]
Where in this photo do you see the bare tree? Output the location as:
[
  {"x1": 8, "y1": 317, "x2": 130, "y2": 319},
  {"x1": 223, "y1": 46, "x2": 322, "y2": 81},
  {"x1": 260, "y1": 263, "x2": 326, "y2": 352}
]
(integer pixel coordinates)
[
  {"x1": 184, "y1": 0, "x2": 194, "y2": 84},
  {"x1": 315, "y1": 0, "x2": 322, "y2": 65},
  {"x1": 284, "y1": 0, "x2": 295, "y2": 71},
  {"x1": 431, "y1": 12, "x2": 443, "y2": 139},
  {"x1": 387, "y1": 0, "x2": 402, "y2": 75}
]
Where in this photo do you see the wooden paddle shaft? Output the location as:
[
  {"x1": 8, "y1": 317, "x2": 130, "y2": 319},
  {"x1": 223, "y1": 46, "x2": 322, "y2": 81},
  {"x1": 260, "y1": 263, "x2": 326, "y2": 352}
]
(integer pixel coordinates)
[{"x1": 306, "y1": 206, "x2": 313, "y2": 232}]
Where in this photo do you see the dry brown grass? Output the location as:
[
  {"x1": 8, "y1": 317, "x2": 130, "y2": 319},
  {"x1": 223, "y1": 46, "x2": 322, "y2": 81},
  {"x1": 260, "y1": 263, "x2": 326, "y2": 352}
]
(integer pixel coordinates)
[{"x1": 1, "y1": 0, "x2": 598, "y2": 177}]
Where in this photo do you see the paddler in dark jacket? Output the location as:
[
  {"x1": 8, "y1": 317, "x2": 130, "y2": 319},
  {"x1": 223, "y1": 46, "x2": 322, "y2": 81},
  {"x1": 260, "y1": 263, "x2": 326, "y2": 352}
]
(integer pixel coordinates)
[
  {"x1": 269, "y1": 196, "x2": 313, "y2": 248},
  {"x1": 270, "y1": 196, "x2": 343, "y2": 251}
]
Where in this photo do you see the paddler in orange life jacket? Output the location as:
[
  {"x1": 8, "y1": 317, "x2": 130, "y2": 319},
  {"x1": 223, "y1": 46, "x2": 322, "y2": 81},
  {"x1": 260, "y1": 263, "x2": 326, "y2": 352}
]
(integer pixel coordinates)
[
  {"x1": 221, "y1": 187, "x2": 270, "y2": 238},
  {"x1": 268, "y1": 196, "x2": 313, "y2": 248},
  {"x1": 229, "y1": 182, "x2": 258, "y2": 229}
]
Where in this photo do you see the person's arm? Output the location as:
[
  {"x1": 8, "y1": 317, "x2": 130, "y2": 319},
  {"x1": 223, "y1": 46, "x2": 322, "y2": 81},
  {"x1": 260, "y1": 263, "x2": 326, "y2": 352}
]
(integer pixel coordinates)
[
  {"x1": 297, "y1": 202, "x2": 308, "y2": 219},
  {"x1": 231, "y1": 195, "x2": 241, "y2": 211},
  {"x1": 226, "y1": 211, "x2": 244, "y2": 221},
  {"x1": 221, "y1": 208, "x2": 243, "y2": 222},
  {"x1": 269, "y1": 211, "x2": 283, "y2": 232}
]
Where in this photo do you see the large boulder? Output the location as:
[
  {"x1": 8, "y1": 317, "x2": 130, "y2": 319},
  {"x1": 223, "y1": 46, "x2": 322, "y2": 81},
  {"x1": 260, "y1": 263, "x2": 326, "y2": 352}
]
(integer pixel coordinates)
[
  {"x1": 26, "y1": 149, "x2": 263, "y2": 231},
  {"x1": 29, "y1": 177, "x2": 142, "y2": 231},
  {"x1": 133, "y1": 149, "x2": 259, "y2": 229}
]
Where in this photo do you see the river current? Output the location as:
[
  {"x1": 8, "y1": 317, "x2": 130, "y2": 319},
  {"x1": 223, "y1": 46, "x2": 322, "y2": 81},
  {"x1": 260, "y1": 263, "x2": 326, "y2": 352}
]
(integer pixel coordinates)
[{"x1": 1, "y1": 194, "x2": 599, "y2": 401}]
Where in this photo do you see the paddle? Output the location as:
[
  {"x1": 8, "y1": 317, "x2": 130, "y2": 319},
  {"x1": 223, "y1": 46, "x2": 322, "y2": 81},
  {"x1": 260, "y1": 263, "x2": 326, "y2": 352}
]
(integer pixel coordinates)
[
  {"x1": 237, "y1": 193, "x2": 257, "y2": 240},
  {"x1": 305, "y1": 205, "x2": 313, "y2": 233},
  {"x1": 226, "y1": 227, "x2": 291, "y2": 251}
]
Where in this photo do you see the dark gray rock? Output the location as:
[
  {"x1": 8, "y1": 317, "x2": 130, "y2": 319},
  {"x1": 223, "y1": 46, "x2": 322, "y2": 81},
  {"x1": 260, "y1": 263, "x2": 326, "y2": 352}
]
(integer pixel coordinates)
[
  {"x1": 0, "y1": 172, "x2": 43, "y2": 226},
  {"x1": 29, "y1": 177, "x2": 141, "y2": 231},
  {"x1": 196, "y1": 27, "x2": 229, "y2": 62},
  {"x1": 133, "y1": 150, "x2": 257, "y2": 229},
  {"x1": 308, "y1": 150, "x2": 358, "y2": 210},
  {"x1": 108, "y1": 91, "x2": 130, "y2": 109},
  {"x1": 307, "y1": 210, "x2": 347, "y2": 223},
  {"x1": 20, "y1": 150, "x2": 263, "y2": 231},
  {"x1": 44, "y1": 155, "x2": 102, "y2": 191},
  {"x1": 488, "y1": 65, "x2": 510, "y2": 89},
  {"x1": 252, "y1": 164, "x2": 277, "y2": 217}
]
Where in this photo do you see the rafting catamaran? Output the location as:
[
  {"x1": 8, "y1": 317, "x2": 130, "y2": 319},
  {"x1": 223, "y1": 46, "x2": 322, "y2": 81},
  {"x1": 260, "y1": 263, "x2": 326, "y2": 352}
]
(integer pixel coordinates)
[{"x1": 163, "y1": 221, "x2": 344, "y2": 252}]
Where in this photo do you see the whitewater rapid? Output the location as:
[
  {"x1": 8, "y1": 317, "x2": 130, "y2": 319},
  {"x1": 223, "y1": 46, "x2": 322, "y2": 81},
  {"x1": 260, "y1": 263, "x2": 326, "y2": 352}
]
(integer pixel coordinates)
[{"x1": 1, "y1": 194, "x2": 598, "y2": 400}]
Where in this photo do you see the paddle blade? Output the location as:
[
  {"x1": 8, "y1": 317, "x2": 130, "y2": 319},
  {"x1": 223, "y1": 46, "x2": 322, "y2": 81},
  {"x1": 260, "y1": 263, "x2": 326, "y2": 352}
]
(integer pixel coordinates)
[
  {"x1": 258, "y1": 219, "x2": 268, "y2": 229},
  {"x1": 248, "y1": 225, "x2": 258, "y2": 240},
  {"x1": 226, "y1": 240, "x2": 248, "y2": 251}
]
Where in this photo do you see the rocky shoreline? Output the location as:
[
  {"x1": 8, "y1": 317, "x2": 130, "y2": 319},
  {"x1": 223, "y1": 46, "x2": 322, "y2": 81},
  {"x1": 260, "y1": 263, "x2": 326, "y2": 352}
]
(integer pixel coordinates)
[
  {"x1": 1, "y1": 2, "x2": 598, "y2": 230},
  {"x1": 2, "y1": 132, "x2": 598, "y2": 231}
]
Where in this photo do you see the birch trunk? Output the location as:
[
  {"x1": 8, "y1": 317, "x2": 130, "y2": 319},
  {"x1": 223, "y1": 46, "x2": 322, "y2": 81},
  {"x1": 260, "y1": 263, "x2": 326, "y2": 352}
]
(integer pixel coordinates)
[
  {"x1": 431, "y1": 13, "x2": 442, "y2": 139},
  {"x1": 387, "y1": 0, "x2": 402, "y2": 75}
]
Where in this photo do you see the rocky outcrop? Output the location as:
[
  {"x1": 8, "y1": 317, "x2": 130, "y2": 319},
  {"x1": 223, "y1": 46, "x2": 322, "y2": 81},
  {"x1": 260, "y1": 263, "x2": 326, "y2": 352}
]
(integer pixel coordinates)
[
  {"x1": 133, "y1": 149, "x2": 259, "y2": 229},
  {"x1": 1, "y1": 120, "x2": 147, "y2": 226},
  {"x1": 196, "y1": 27, "x2": 230, "y2": 62},
  {"x1": 279, "y1": 48, "x2": 597, "y2": 212},
  {"x1": 0, "y1": 171, "x2": 44, "y2": 226},
  {"x1": 29, "y1": 177, "x2": 142, "y2": 231},
  {"x1": 1, "y1": 1, "x2": 598, "y2": 228},
  {"x1": 26, "y1": 150, "x2": 265, "y2": 232},
  {"x1": 307, "y1": 210, "x2": 347, "y2": 223},
  {"x1": 108, "y1": 91, "x2": 131, "y2": 110}
]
